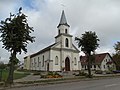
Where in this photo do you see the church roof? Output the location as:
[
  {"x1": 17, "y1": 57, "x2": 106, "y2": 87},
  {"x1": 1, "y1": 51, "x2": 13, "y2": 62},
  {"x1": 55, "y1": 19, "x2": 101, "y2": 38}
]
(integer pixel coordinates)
[
  {"x1": 30, "y1": 43, "x2": 56, "y2": 58},
  {"x1": 57, "y1": 10, "x2": 70, "y2": 28}
]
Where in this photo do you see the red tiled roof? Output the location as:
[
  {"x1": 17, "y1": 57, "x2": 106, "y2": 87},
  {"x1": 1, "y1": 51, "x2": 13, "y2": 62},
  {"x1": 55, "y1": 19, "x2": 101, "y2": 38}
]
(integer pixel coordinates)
[{"x1": 80, "y1": 53, "x2": 112, "y2": 65}]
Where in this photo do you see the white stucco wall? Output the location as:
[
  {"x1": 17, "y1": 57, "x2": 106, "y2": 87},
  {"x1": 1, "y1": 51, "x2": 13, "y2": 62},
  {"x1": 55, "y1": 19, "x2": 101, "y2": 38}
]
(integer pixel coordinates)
[
  {"x1": 62, "y1": 35, "x2": 72, "y2": 49},
  {"x1": 62, "y1": 51, "x2": 79, "y2": 71},
  {"x1": 23, "y1": 56, "x2": 30, "y2": 70},
  {"x1": 101, "y1": 54, "x2": 111, "y2": 71},
  {"x1": 30, "y1": 50, "x2": 50, "y2": 71},
  {"x1": 58, "y1": 25, "x2": 69, "y2": 34},
  {"x1": 50, "y1": 50, "x2": 61, "y2": 71}
]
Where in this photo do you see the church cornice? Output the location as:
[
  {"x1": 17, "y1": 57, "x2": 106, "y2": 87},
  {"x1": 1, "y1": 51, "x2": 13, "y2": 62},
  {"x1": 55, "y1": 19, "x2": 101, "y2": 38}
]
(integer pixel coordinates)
[
  {"x1": 57, "y1": 23, "x2": 70, "y2": 28},
  {"x1": 55, "y1": 33, "x2": 72, "y2": 38},
  {"x1": 51, "y1": 47, "x2": 80, "y2": 53}
]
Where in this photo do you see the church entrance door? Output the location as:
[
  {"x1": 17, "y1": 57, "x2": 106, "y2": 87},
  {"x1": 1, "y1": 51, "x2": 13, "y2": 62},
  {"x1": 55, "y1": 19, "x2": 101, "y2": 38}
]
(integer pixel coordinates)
[{"x1": 65, "y1": 57, "x2": 70, "y2": 71}]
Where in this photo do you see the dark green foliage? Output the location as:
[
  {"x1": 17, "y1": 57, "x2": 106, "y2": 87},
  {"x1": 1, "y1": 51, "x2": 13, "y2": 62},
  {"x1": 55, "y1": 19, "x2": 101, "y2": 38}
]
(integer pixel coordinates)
[
  {"x1": 95, "y1": 70, "x2": 103, "y2": 74},
  {"x1": 75, "y1": 71, "x2": 88, "y2": 76},
  {"x1": 0, "y1": 7, "x2": 35, "y2": 84},
  {"x1": 0, "y1": 8, "x2": 35, "y2": 54},
  {"x1": 90, "y1": 55, "x2": 95, "y2": 63},
  {"x1": 75, "y1": 31, "x2": 99, "y2": 78},
  {"x1": 113, "y1": 41, "x2": 120, "y2": 70},
  {"x1": 75, "y1": 31, "x2": 99, "y2": 54},
  {"x1": 0, "y1": 62, "x2": 6, "y2": 70},
  {"x1": 114, "y1": 41, "x2": 120, "y2": 55}
]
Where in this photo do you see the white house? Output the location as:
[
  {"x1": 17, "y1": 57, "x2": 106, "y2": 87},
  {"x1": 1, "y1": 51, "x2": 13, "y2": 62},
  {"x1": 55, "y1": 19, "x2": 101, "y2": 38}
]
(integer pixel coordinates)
[
  {"x1": 80, "y1": 53, "x2": 116, "y2": 71},
  {"x1": 24, "y1": 10, "x2": 81, "y2": 71}
]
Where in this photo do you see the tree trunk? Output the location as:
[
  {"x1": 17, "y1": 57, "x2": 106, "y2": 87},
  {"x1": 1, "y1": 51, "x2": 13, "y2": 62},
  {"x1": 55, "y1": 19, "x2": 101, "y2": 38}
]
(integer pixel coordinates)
[
  {"x1": 87, "y1": 52, "x2": 92, "y2": 78},
  {"x1": 7, "y1": 51, "x2": 16, "y2": 84}
]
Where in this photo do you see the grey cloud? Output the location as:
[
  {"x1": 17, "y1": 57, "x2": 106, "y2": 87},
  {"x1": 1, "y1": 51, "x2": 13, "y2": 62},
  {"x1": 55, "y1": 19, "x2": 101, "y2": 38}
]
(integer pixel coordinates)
[{"x1": 0, "y1": 0, "x2": 120, "y2": 63}]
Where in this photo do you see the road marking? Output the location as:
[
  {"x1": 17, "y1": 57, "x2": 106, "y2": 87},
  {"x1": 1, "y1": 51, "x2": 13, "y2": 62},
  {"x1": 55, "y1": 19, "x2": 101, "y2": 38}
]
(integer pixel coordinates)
[{"x1": 105, "y1": 84, "x2": 118, "y2": 87}]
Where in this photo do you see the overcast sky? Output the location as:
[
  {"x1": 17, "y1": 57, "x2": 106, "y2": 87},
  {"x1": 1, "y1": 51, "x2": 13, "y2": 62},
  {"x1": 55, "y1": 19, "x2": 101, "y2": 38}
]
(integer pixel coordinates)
[{"x1": 0, "y1": 0, "x2": 120, "y2": 63}]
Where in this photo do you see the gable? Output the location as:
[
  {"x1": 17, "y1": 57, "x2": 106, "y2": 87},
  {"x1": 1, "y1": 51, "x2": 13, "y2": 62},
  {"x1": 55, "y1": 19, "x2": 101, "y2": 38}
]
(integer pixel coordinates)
[
  {"x1": 51, "y1": 42, "x2": 61, "y2": 48},
  {"x1": 72, "y1": 44, "x2": 80, "y2": 52}
]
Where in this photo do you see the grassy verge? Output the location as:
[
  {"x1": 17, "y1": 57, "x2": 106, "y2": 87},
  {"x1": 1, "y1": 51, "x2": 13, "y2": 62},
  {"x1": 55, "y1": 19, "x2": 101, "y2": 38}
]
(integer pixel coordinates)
[{"x1": 1, "y1": 70, "x2": 30, "y2": 81}]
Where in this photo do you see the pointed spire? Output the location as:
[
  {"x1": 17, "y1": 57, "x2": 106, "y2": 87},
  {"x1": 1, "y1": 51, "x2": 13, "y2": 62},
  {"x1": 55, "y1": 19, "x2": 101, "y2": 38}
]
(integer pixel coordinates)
[{"x1": 57, "y1": 10, "x2": 70, "y2": 28}]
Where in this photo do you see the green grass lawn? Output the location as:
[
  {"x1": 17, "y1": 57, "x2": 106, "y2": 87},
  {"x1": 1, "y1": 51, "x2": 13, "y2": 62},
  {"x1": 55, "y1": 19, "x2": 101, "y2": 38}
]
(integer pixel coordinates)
[{"x1": 0, "y1": 70, "x2": 30, "y2": 81}]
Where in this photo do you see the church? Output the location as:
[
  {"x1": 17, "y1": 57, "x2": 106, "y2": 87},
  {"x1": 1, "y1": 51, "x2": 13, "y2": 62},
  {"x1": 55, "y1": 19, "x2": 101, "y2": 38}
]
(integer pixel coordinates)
[{"x1": 24, "y1": 10, "x2": 81, "y2": 71}]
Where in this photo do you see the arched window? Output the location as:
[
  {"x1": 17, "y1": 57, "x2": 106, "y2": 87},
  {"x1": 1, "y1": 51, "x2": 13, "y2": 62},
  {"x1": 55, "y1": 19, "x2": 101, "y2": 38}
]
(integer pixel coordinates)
[
  {"x1": 65, "y1": 29, "x2": 67, "y2": 34},
  {"x1": 58, "y1": 29, "x2": 60, "y2": 34},
  {"x1": 65, "y1": 38, "x2": 69, "y2": 47},
  {"x1": 38, "y1": 57, "x2": 39, "y2": 67},
  {"x1": 42, "y1": 55, "x2": 44, "y2": 67},
  {"x1": 55, "y1": 56, "x2": 58, "y2": 65},
  {"x1": 74, "y1": 57, "x2": 77, "y2": 65}
]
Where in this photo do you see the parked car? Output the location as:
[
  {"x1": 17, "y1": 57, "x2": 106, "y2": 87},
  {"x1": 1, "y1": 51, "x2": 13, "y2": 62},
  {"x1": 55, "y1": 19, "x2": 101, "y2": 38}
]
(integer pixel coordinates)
[{"x1": 113, "y1": 70, "x2": 120, "y2": 73}]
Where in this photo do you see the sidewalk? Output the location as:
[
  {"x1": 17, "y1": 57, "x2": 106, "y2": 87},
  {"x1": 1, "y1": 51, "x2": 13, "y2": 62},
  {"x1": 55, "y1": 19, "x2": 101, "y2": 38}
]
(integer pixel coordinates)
[
  {"x1": 0, "y1": 73, "x2": 120, "y2": 90},
  {"x1": 14, "y1": 74, "x2": 42, "y2": 82}
]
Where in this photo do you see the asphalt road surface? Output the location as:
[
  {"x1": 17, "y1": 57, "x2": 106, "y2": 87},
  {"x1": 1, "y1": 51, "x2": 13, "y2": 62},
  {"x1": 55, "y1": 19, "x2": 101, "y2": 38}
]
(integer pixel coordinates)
[{"x1": 8, "y1": 77, "x2": 120, "y2": 90}]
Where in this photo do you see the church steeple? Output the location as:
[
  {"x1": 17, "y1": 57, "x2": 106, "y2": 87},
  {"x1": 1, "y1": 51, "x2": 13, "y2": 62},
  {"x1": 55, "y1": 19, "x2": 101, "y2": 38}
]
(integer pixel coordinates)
[{"x1": 57, "y1": 10, "x2": 70, "y2": 28}]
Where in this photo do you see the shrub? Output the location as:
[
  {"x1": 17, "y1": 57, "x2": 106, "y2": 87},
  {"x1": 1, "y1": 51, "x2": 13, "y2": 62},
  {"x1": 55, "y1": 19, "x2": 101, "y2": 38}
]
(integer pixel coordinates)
[
  {"x1": 74, "y1": 71, "x2": 88, "y2": 76},
  {"x1": 105, "y1": 70, "x2": 113, "y2": 74},
  {"x1": 40, "y1": 75, "x2": 47, "y2": 78},
  {"x1": 47, "y1": 71, "x2": 54, "y2": 75},
  {"x1": 79, "y1": 71, "x2": 88, "y2": 76},
  {"x1": 45, "y1": 72, "x2": 62, "y2": 78},
  {"x1": 95, "y1": 70, "x2": 103, "y2": 74}
]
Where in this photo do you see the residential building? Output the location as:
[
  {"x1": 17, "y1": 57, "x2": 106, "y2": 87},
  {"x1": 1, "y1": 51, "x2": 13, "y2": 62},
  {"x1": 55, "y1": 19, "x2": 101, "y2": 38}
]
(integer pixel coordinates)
[{"x1": 80, "y1": 53, "x2": 116, "y2": 71}]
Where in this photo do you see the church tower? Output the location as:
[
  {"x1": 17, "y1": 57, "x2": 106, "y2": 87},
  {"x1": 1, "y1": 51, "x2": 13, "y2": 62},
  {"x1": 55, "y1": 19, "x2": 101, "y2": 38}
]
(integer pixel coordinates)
[
  {"x1": 55, "y1": 10, "x2": 73, "y2": 49},
  {"x1": 54, "y1": 10, "x2": 80, "y2": 71}
]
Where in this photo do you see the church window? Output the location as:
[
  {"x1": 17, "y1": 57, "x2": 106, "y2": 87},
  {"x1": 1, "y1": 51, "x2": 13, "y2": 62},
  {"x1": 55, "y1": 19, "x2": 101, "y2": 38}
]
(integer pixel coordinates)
[
  {"x1": 38, "y1": 57, "x2": 39, "y2": 67},
  {"x1": 42, "y1": 55, "x2": 44, "y2": 67},
  {"x1": 74, "y1": 57, "x2": 77, "y2": 65},
  {"x1": 104, "y1": 65, "x2": 105, "y2": 69},
  {"x1": 59, "y1": 29, "x2": 60, "y2": 34},
  {"x1": 65, "y1": 29, "x2": 67, "y2": 34},
  {"x1": 55, "y1": 56, "x2": 58, "y2": 65},
  {"x1": 65, "y1": 38, "x2": 69, "y2": 47},
  {"x1": 34, "y1": 58, "x2": 36, "y2": 67}
]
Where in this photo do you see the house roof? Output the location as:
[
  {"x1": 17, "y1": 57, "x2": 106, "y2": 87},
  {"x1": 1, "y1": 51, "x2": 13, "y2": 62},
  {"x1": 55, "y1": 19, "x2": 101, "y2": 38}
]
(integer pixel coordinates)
[
  {"x1": 80, "y1": 53, "x2": 112, "y2": 65},
  {"x1": 28, "y1": 43, "x2": 56, "y2": 58}
]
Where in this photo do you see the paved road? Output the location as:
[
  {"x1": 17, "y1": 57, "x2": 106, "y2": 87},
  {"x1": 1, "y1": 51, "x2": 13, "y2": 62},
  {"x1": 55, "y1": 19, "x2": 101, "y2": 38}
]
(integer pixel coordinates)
[{"x1": 8, "y1": 77, "x2": 120, "y2": 90}]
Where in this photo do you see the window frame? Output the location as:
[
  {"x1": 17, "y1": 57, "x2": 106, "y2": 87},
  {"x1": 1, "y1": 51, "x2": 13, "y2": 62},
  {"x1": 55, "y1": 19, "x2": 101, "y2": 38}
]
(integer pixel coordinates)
[
  {"x1": 55, "y1": 56, "x2": 59, "y2": 65},
  {"x1": 65, "y1": 38, "x2": 69, "y2": 47}
]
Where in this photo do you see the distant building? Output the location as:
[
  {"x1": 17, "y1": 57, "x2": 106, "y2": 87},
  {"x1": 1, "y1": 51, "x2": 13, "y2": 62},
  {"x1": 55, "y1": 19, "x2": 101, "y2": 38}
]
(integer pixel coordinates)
[
  {"x1": 24, "y1": 10, "x2": 81, "y2": 71},
  {"x1": 80, "y1": 53, "x2": 116, "y2": 71},
  {"x1": 24, "y1": 55, "x2": 31, "y2": 70}
]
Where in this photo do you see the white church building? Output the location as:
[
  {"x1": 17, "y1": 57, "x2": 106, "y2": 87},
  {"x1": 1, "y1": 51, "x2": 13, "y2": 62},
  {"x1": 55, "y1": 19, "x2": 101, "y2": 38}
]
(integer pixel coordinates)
[{"x1": 24, "y1": 10, "x2": 81, "y2": 71}]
